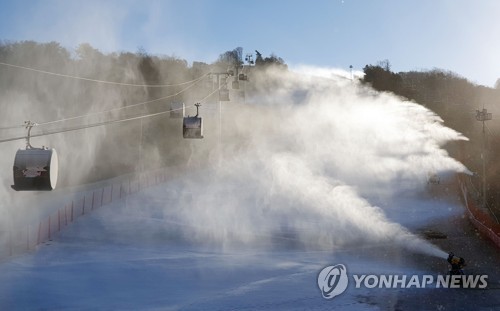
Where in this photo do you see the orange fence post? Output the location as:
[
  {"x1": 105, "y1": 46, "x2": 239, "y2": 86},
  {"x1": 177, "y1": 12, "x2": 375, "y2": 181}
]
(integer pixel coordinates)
[
  {"x1": 27, "y1": 224, "x2": 30, "y2": 251},
  {"x1": 37, "y1": 221, "x2": 41, "y2": 245},
  {"x1": 8, "y1": 229, "x2": 12, "y2": 256},
  {"x1": 48, "y1": 216, "x2": 51, "y2": 241},
  {"x1": 82, "y1": 196, "x2": 86, "y2": 216}
]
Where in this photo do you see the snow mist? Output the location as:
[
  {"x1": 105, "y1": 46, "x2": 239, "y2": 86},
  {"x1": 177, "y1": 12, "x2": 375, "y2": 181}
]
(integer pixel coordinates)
[{"x1": 164, "y1": 66, "x2": 469, "y2": 258}]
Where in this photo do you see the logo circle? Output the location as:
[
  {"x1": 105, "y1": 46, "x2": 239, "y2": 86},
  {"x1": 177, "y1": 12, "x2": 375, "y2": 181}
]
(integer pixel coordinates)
[{"x1": 318, "y1": 264, "x2": 349, "y2": 299}]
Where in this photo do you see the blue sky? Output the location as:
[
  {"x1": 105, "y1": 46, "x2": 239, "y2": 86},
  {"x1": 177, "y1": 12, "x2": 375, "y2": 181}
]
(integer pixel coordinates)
[{"x1": 1, "y1": 0, "x2": 499, "y2": 87}]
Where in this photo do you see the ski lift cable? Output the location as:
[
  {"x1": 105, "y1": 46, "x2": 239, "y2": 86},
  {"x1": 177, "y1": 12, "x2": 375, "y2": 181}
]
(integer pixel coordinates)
[
  {"x1": 169, "y1": 81, "x2": 226, "y2": 114},
  {"x1": 0, "y1": 109, "x2": 179, "y2": 144},
  {"x1": 35, "y1": 73, "x2": 208, "y2": 127},
  {"x1": 0, "y1": 72, "x2": 209, "y2": 130},
  {"x1": 0, "y1": 124, "x2": 25, "y2": 130},
  {"x1": 0, "y1": 61, "x2": 208, "y2": 87},
  {"x1": 171, "y1": 82, "x2": 225, "y2": 117},
  {"x1": 198, "y1": 81, "x2": 228, "y2": 104},
  {"x1": 0, "y1": 80, "x2": 227, "y2": 144},
  {"x1": 0, "y1": 101, "x2": 208, "y2": 144}
]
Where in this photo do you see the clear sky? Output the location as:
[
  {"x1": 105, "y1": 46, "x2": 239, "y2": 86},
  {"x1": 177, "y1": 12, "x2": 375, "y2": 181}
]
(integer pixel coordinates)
[{"x1": 1, "y1": 0, "x2": 499, "y2": 87}]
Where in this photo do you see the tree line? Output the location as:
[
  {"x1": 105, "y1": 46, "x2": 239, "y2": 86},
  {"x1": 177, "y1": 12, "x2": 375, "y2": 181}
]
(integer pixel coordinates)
[{"x1": 363, "y1": 61, "x2": 500, "y2": 214}]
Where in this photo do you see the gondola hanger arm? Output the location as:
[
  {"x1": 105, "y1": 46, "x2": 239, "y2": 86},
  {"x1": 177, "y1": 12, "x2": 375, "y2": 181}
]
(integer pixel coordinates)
[{"x1": 24, "y1": 120, "x2": 38, "y2": 149}]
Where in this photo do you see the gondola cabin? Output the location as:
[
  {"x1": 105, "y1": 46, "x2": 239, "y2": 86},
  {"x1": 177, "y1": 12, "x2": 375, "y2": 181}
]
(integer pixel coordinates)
[
  {"x1": 219, "y1": 89, "x2": 230, "y2": 101},
  {"x1": 170, "y1": 102, "x2": 185, "y2": 118},
  {"x1": 239, "y1": 73, "x2": 248, "y2": 81},
  {"x1": 183, "y1": 116, "x2": 203, "y2": 139},
  {"x1": 12, "y1": 147, "x2": 58, "y2": 191}
]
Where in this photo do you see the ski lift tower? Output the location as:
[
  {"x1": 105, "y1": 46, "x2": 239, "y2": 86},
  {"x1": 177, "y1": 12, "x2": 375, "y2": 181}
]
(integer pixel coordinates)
[
  {"x1": 210, "y1": 71, "x2": 230, "y2": 164},
  {"x1": 475, "y1": 108, "x2": 492, "y2": 209}
]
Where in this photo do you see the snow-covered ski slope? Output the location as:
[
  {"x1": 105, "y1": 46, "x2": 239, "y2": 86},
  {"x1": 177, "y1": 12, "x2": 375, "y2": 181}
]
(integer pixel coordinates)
[
  {"x1": 0, "y1": 172, "x2": 468, "y2": 310},
  {"x1": 1, "y1": 167, "x2": 499, "y2": 310}
]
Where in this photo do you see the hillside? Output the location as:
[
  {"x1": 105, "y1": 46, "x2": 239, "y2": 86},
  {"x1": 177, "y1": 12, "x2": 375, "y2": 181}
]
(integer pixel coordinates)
[{"x1": 363, "y1": 63, "x2": 500, "y2": 216}]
